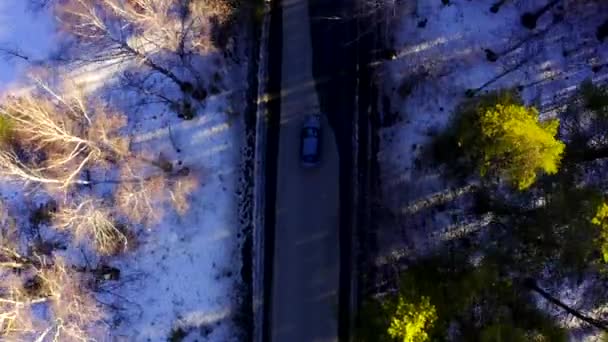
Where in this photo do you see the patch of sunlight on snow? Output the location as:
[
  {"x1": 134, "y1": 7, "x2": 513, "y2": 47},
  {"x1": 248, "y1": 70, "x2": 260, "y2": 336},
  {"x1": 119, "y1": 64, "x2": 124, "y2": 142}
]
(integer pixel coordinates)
[
  {"x1": 444, "y1": 47, "x2": 475, "y2": 61},
  {"x1": 131, "y1": 115, "x2": 223, "y2": 144},
  {"x1": 71, "y1": 59, "x2": 131, "y2": 94},
  {"x1": 555, "y1": 84, "x2": 582, "y2": 98},
  {"x1": 396, "y1": 34, "x2": 462, "y2": 58},
  {"x1": 176, "y1": 307, "x2": 233, "y2": 328},
  {"x1": 191, "y1": 143, "x2": 232, "y2": 158},
  {"x1": 400, "y1": 184, "x2": 477, "y2": 215},
  {"x1": 539, "y1": 60, "x2": 556, "y2": 70},
  {"x1": 191, "y1": 123, "x2": 230, "y2": 142},
  {"x1": 174, "y1": 115, "x2": 216, "y2": 129},
  {"x1": 385, "y1": 172, "x2": 410, "y2": 187},
  {"x1": 62, "y1": 32, "x2": 176, "y2": 96},
  {"x1": 437, "y1": 213, "x2": 494, "y2": 241},
  {"x1": 198, "y1": 228, "x2": 234, "y2": 244},
  {"x1": 132, "y1": 126, "x2": 172, "y2": 144},
  {"x1": 385, "y1": 171, "x2": 441, "y2": 189}
]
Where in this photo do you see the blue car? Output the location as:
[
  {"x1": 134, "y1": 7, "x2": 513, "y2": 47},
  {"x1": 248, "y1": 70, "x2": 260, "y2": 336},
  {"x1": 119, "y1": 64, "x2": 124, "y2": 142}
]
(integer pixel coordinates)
[{"x1": 300, "y1": 114, "x2": 321, "y2": 167}]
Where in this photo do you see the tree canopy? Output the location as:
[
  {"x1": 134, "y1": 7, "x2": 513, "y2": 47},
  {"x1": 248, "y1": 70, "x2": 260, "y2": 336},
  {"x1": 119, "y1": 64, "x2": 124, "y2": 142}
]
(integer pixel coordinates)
[
  {"x1": 387, "y1": 296, "x2": 437, "y2": 342},
  {"x1": 457, "y1": 92, "x2": 565, "y2": 190}
]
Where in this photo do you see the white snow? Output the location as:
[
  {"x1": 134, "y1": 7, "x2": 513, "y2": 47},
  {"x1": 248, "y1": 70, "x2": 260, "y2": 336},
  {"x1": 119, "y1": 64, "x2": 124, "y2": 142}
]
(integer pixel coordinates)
[
  {"x1": 0, "y1": 0, "x2": 56, "y2": 89},
  {"x1": 0, "y1": 3, "x2": 248, "y2": 342},
  {"x1": 107, "y1": 102, "x2": 244, "y2": 341}
]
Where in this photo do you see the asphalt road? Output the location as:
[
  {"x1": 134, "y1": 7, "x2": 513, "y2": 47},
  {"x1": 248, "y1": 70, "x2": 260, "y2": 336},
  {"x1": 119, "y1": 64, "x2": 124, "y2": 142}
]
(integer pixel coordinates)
[{"x1": 270, "y1": 0, "x2": 341, "y2": 341}]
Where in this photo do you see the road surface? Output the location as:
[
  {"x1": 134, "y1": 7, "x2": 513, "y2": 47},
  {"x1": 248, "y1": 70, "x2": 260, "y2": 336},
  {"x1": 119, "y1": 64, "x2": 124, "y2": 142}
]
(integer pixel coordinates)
[
  {"x1": 270, "y1": 0, "x2": 341, "y2": 341},
  {"x1": 309, "y1": 0, "x2": 358, "y2": 339}
]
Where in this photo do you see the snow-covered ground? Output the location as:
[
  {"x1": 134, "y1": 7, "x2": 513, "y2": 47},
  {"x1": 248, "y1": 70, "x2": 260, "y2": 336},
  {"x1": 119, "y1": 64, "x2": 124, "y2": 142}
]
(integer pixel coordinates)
[
  {"x1": 0, "y1": 0, "x2": 56, "y2": 89},
  {"x1": 111, "y1": 107, "x2": 244, "y2": 342},
  {"x1": 100, "y1": 82, "x2": 246, "y2": 341},
  {"x1": 376, "y1": 0, "x2": 608, "y2": 260},
  {"x1": 0, "y1": 2, "x2": 249, "y2": 341},
  {"x1": 375, "y1": 0, "x2": 608, "y2": 338}
]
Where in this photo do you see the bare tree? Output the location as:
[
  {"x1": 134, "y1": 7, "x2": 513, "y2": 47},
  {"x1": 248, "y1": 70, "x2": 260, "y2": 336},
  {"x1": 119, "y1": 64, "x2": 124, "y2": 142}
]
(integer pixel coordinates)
[
  {"x1": 0, "y1": 78, "x2": 129, "y2": 188},
  {"x1": 36, "y1": 258, "x2": 108, "y2": 341},
  {"x1": 0, "y1": 273, "x2": 41, "y2": 338},
  {"x1": 0, "y1": 255, "x2": 108, "y2": 341},
  {"x1": 114, "y1": 157, "x2": 198, "y2": 224},
  {"x1": 115, "y1": 170, "x2": 166, "y2": 225},
  {"x1": 53, "y1": 0, "x2": 234, "y2": 110},
  {"x1": 0, "y1": 78, "x2": 198, "y2": 229},
  {"x1": 53, "y1": 198, "x2": 128, "y2": 256},
  {"x1": 168, "y1": 171, "x2": 198, "y2": 216},
  {"x1": 0, "y1": 196, "x2": 110, "y2": 341}
]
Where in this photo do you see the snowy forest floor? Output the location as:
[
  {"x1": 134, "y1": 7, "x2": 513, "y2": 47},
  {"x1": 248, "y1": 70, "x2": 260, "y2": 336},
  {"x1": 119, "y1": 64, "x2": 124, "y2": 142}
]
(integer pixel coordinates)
[{"x1": 372, "y1": 0, "x2": 608, "y2": 338}]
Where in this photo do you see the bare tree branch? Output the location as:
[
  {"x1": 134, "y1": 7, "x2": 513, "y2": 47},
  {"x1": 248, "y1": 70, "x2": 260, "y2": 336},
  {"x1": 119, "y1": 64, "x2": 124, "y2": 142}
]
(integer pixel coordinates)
[
  {"x1": 0, "y1": 79, "x2": 128, "y2": 189},
  {"x1": 53, "y1": 198, "x2": 128, "y2": 255}
]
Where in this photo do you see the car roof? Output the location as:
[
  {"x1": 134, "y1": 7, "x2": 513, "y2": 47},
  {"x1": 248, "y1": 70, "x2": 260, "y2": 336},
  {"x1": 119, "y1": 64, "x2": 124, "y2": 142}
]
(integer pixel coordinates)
[{"x1": 302, "y1": 135, "x2": 318, "y2": 156}]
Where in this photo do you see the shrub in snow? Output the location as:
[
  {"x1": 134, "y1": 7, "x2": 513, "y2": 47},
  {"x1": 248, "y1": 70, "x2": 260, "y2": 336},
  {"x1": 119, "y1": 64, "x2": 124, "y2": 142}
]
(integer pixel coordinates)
[
  {"x1": 115, "y1": 161, "x2": 198, "y2": 225},
  {"x1": 115, "y1": 171, "x2": 167, "y2": 225},
  {"x1": 53, "y1": 198, "x2": 129, "y2": 256}
]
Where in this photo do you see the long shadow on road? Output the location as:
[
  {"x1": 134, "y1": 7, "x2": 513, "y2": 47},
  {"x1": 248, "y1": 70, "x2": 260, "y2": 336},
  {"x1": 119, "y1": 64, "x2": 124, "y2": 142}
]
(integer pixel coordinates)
[{"x1": 309, "y1": 1, "x2": 357, "y2": 341}]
